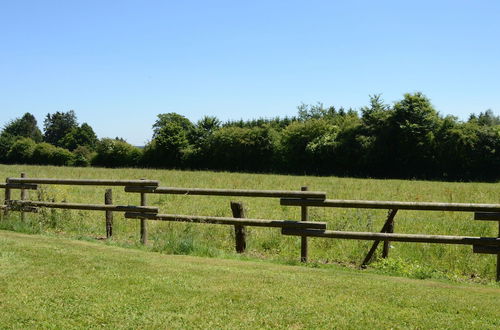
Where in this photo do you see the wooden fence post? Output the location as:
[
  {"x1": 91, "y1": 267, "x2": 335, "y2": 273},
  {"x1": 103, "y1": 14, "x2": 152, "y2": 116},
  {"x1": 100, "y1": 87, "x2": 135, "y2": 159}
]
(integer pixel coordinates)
[
  {"x1": 4, "y1": 178, "x2": 11, "y2": 217},
  {"x1": 382, "y1": 211, "x2": 395, "y2": 258},
  {"x1": 230, "y1": 201, "x2": 246, "y2": 253},
  {"x1": 20, "y1": 173, "x2": 27, "y2": 222},
  {"x1": 140, "y1": 179, "x2": 148, "y2": 245},
  {"x1": 300, "y1": 186, "x2": 309, "y2": 263},
  {"x1": 105, "y1": 189, "x2": 113, "y2": 238}
]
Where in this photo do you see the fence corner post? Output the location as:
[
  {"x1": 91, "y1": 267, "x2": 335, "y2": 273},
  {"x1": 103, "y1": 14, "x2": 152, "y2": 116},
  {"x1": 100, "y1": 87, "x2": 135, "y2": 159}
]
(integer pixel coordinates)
[
  {"x1": 230, "y1": 201, "x2": 246, "y2": 253},
  {"x1": 300, "y1": 186, "x2": 309, "y2": 263},
  {"x1": 105, "y1": 189, "x2": 113, "y2": 238}
]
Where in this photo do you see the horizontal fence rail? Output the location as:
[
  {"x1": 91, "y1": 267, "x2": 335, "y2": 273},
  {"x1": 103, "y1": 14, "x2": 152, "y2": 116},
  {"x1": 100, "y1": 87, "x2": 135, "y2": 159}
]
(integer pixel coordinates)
[
  {"x1": 0, "y1": 183, "x2": 38, "y2": 190},
  {"x1": 125, "y1": 186, "x2": 327, "y2": 199},
  {"x1": 9, "y1": 200, "x2": 158, "y2": 213},
  {"x1": 280, "y1": 198, "x2": 500, "y2": 212},
  {"x1": 281, "y1": 229, "x2": 500, "y2": 246},
  {"x1": 124, "y1": 212, "x2": 327, "y2": 229},
  {"x1": 7, "y1": 178, "x2": 159, "y2": 187}
]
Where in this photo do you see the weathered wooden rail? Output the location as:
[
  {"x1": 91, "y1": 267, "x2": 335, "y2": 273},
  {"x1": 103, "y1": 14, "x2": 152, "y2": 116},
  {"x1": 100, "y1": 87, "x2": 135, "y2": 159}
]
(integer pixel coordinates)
[{"x1": 124, "y1": 212, "x2": 327, "y2": 229}]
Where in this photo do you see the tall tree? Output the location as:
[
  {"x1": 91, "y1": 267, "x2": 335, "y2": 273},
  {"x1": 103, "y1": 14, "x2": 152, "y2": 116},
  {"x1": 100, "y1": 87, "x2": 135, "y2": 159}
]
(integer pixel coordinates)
[
  {"x1": 43, "y1": 110, "x2": 78, "y2": 147},
  {"x1": 1, "y1": 113, "x2": 43, "y2": 142},
  {"x1": 60, "y1": 123, "x2": 98, "y2": 151}
]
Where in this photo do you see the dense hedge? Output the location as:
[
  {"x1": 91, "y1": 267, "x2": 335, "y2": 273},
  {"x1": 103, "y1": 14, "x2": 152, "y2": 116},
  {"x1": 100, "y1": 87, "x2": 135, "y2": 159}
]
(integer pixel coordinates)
[{"x1": 1, "y1": 93, "x2": 499, "y2": 181}]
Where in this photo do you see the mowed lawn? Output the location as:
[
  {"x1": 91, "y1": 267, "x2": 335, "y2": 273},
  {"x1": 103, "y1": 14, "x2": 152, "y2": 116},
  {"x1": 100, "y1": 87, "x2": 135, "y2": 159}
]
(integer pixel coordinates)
[{"x1": 0, "y1": 231, "x2": 499, "y2": 329}]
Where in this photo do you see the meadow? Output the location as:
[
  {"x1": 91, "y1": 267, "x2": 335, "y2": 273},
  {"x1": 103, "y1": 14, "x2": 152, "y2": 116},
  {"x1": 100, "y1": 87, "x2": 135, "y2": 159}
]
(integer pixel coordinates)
[{"x1": 1, "y1": 164, "x2": 499, "y2": 282}]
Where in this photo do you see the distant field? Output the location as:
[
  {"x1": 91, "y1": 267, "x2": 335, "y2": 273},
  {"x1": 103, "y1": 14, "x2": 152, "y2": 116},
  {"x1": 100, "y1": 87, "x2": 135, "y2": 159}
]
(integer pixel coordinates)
[
  {"x1": 1, "y1": 231, "x2": 499, "y2": 328},
  {"x1": 0, "y1": 164, "x2": 499, "y2": 281}
]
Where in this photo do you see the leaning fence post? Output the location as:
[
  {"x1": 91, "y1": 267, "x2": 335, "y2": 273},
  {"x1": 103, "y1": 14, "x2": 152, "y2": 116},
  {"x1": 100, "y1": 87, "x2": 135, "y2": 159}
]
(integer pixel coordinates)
[
  {"x1": 140, "y1": 179, "x2": 148, "y2": 245},
  {"x1": 382, "y1": 210, "x2": 395, "y2": 258},
  {"x1": 230, "y1": 201, "x2": 246, "y2": 253},
  {"x1": 105, "y1": 189, "x2": 113, "y2": 238},
  {"x1": 300, "y1": 186, "x2": 309, "y2": 263},
  {"x1": 20, "y1": 173, "x2": 27, "y2": 222}
]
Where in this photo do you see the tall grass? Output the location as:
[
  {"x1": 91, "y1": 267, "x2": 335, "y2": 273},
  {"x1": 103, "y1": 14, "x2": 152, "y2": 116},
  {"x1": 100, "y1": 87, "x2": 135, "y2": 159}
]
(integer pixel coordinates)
[{"x1": 1, "y1": 164, "x2": 499, "y2": 281}]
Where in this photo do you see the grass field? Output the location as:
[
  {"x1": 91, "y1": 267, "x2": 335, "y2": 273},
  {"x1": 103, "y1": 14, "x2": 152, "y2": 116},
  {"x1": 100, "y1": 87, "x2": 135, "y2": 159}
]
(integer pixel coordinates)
[
  {"x1": 1, "y1": 164, "x2": 499, "y2": 282},
  {"x1": 1, "y1": 230, "x2": 499, "y2": 329}
]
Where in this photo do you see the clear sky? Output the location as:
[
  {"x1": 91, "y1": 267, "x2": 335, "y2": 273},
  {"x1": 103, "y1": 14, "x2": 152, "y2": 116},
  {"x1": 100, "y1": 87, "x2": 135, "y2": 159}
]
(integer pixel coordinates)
[{"x1": 1, "y1": 0, "x2": 499, "y2": 145}]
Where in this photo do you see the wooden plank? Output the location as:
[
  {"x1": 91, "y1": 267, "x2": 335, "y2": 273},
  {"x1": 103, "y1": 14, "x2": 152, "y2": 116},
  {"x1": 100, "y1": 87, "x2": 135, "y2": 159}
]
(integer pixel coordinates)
[
  {"x1": 7, "y1": 178, "x2": 159, "y2": 187},
  {"x1": 473, "y1": 245, "x2": 500, "y2": 254},
  {"x1": 281, "y1": 228, "x2": 500, "y2": 246},
  {"x1": 125, "y1": 186, "x2": 327, "y2": 199},
  {"x1": 280, "y1": 198, "x2": 500, "y2": 212},
  {"x1": 9, "y1": 200, "x2": 158, "y2": 213},
  {"x1": 230, "y1": 202, "x2": 246, "y2": 253},
  {"x1": 474, "y1": 212, "x2": 500, "y2": 221},
  {"x1": 124, "y1": 213, "x2": 327, "y2": 229}
]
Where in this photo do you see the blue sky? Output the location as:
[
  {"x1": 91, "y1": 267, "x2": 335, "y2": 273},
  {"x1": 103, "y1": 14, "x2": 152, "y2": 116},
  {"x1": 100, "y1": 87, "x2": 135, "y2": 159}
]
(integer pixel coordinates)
[{"x1": 1, "y1": 0, "x2": 499, "y2": 145}]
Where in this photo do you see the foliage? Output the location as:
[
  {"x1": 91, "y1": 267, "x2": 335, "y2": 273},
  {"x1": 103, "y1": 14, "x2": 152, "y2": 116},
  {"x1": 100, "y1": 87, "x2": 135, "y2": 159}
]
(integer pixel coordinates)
[
  {"x1": 43, "y1": 110, "x2": 78, "y2": 147},
  {"x1": 32, "y1": 142, "x2": 73, "y2": 166},
  {"x1": 143, "y1": 113, "x2": 195, "y2": 168},
  {"x1": 6, "y1": 137, "x2": 36, "y2": 164},
  {"x1": 72, "y1": 145, "x2": 94, "y2": 167},
  {"x1": 203, "y1": 125, "x2": 277, "y2": 171},
  {"x1": 2, "y1": 93, "x2": 500, "y2": 181},
  {"x1": 59, "y1": 123, "x2": 98, "y2": 151},
  {"x1": 2, "y1": 113, "x2": 43, "y2": 142},
  {"x1": 91, "y1": 138, "x2": 141, "y2": 167}
]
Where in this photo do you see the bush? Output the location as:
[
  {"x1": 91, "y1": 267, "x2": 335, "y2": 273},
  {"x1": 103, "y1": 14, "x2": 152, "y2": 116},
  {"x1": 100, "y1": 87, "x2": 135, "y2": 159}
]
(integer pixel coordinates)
[
  {"x1": 32, "y1": 142, "x2": 73, "y2": 166},
  {"x1": 7, "y1": 137, "x2": 36, "y2": 164},
  {"x1": 203, "y1": 126, "x2": 277, "y2": 172},
  {"x1": 92, "y1": 138, "x2": 142, "y2": 167},
  {"x1": 72, "y1": 146, "x2": 94, "y2": 167}
]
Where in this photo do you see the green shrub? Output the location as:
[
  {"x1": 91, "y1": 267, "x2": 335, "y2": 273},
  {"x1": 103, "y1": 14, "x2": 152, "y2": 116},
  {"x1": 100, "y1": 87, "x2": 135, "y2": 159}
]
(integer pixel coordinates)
[
  {"x1": 92, "y1": 138, "x2": 142, "y2": 167},
  {"x1": 7, "y1": 137, "x2": 36, "y2": 164}
]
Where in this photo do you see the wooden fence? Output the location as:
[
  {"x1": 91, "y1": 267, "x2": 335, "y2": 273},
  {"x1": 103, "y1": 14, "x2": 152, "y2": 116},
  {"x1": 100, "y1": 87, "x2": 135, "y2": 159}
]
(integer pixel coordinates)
[
  {"x1": 280, "y1": 198, "x2": 500, "y2": 281},
  {"x1": 1, "y1": 173, "x2": 499, "y2": 281}
]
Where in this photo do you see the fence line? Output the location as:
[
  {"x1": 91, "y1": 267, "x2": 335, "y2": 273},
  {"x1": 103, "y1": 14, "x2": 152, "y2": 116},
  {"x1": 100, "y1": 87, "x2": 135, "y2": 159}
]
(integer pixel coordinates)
[{"x1": 1, "y1": 174, "x2": 499, "y2": 281}]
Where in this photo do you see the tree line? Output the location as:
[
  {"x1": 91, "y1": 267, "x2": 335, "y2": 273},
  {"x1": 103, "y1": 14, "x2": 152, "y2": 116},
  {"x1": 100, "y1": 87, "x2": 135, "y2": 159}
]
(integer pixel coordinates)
[{"x1": 1, "y1": 92, "x2": 499, "y2": 181}]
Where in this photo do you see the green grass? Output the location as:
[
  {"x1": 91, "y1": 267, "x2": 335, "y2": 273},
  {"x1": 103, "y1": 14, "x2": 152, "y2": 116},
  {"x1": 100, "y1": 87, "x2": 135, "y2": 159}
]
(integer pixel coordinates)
[
  {"x1": 0, "y1": 164, "x2": 499, "y2": 281},
  {"x1": 0, "y1": 230, "x2": 499, "y2": 329}
]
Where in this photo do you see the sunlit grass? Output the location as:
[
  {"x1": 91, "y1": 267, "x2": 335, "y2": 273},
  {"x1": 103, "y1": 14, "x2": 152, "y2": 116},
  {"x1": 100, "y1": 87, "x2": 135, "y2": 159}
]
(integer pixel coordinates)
[{"x1": 1, "y1": 231, "x2": 499, "y2": 328}]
